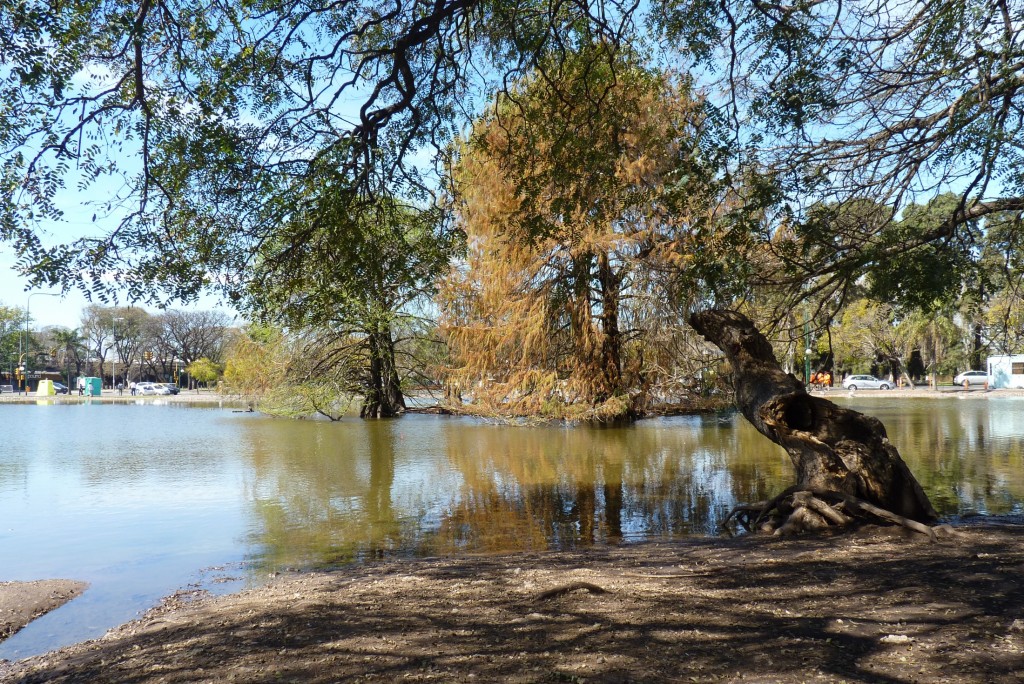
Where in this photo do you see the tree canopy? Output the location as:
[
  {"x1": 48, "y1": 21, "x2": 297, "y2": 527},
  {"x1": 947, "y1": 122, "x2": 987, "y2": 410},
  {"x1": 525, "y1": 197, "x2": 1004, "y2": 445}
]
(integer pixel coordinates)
[
  {"x1": 439, "y1": 51, "x2": 728, "y2": 419},
  {"x1": 2, "y1": 0, "x2": 1022, "y2": 313}
]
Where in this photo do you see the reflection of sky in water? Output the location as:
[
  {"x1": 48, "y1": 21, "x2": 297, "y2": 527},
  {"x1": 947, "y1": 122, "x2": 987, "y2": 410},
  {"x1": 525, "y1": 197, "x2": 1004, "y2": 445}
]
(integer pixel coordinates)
[
  {"x1": 2, "y1": 399, "x2": 1023, "y2": 659},
  {"x1": 0, "y1": 403, "x2": 255, "y2": 661}
]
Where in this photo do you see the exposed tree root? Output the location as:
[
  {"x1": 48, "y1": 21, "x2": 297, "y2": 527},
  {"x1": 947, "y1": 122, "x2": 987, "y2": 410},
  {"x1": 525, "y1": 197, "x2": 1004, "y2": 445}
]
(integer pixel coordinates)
[
  {"x1": 722, "y1": 487, "x2": 945, "y2": 541},
  {"x1": 534, "y1": 582, "x2": 609, "y2": 601}
]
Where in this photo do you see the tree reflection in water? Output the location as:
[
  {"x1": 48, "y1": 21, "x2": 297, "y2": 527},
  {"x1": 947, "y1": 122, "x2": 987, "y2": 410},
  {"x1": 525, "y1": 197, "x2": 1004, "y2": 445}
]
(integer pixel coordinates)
[
  {"x1": 241, "y1": 413, "x2": 794, "y2": 568},
  {"x1": 240, "y1": 401, "x2": 1024, "y2": 571}
]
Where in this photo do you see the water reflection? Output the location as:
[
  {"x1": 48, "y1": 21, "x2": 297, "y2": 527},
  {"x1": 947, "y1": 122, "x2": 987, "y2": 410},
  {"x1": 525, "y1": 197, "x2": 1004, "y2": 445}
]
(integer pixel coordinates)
[
  {"x1": 240, "y1": 414, "x2": 797, "y2": 567},
  {"x1": 839, "y1": 396, "x2": 1024, "y2": 516},
  {"x1": 241, "y1": 400, "x2": 1024, "y2": 570}
]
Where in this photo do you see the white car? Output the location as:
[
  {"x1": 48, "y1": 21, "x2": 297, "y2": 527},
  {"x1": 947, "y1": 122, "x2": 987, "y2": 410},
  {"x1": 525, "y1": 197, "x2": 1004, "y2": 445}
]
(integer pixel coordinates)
[
  {"x1": 136, "y1": 382, "x2": 171, "y2": 395},
  {"x1": 842, "y1": 374, "x2": 892, "y2": 390},
  {"x1": 953, "y1": 370, "x2": 988, "y2": 387}
]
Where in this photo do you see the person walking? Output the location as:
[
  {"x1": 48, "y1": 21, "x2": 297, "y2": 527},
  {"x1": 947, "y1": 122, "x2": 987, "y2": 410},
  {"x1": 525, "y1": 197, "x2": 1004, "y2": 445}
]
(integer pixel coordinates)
[
  {"x1": 116, "y1": 381, "x2": 123, "y2": 396},
  {"x1": 129, "y1": 381, "x2": 137, "y2": 396}
]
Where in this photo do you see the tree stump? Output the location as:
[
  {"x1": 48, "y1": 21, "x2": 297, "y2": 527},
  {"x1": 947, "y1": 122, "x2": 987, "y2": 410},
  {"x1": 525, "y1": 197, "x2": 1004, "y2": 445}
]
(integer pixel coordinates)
[{"x1": 689, "y1": 309, "x2": 938, "y2": 536}]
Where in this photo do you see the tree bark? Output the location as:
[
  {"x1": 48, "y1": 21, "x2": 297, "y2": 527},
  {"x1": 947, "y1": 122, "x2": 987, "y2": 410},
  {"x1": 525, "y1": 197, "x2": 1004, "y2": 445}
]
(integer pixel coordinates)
[
  {"x1": 361, "y1": 327, "x2": 407, "y2": 419},
  {"x1": 597, "y1": 250, "x2": 622, "y2": 395},
  {"x1": 689, "y1": 309, "x2": 937, "y2": 532}
]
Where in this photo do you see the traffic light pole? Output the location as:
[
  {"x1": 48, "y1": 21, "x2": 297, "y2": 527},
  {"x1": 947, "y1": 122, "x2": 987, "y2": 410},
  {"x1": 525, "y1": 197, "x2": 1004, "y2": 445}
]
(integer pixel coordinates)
[{"x1": 16, "y1": 353, "x2": 25, "y2": 394}]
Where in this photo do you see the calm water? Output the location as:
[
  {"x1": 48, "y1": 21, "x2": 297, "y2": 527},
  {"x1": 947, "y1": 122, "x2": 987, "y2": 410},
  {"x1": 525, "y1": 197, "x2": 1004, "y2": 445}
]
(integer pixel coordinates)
[{"x1": 2, "y1": 396, "x2": 1023, "y2": 659}]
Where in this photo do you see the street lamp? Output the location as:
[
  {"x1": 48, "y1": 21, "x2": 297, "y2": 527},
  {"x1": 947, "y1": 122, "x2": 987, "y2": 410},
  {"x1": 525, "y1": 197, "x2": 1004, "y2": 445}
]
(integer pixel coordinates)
[
  {"x1": 21, "y1": 292, "x2": 59, "y2": 394},
  {"x1": 111, "y1": 316, "x2": 124, "y2": 391}
]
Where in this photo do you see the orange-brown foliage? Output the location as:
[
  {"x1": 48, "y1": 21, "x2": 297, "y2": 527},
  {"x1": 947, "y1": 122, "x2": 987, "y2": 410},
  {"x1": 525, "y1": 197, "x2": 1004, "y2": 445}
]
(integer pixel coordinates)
[{"x1": 438, "y1": 57, "x2": 727, "y2": 420}]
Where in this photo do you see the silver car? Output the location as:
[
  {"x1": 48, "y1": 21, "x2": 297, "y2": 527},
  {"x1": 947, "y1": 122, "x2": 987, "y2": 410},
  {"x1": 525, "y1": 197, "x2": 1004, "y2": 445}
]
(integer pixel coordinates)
[
  {"x1": 953, "y1": 370, "x2": 988, "y2": 387},
  {"x1": 842, "y1": 374, "x2": 892, "y2": 390}
]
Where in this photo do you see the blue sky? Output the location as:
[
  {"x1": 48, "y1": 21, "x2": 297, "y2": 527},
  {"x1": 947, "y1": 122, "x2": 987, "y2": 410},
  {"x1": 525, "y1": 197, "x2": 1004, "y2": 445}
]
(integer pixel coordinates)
[
  {"x1": 0, "y1": 243, "x2": 237, "y2": 329},
  {"x1": 0, "y1": 137, "x2": 238, "y2": 329}
]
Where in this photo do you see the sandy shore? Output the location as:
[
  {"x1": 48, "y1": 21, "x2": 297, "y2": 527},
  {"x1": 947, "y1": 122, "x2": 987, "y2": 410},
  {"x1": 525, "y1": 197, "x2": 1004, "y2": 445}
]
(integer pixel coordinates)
[
  {"x1": 0, "y1": 582, "x2": 88, "y2": 644},
  {"x1": 2, "y1": 525, "x2": 1023, "y2": 683}
]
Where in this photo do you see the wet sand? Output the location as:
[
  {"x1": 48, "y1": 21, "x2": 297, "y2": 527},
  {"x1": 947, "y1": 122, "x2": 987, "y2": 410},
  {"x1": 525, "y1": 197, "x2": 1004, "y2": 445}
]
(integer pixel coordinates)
[{"x1": 0, "y1": 582, "x2": 88, "y2": 643}]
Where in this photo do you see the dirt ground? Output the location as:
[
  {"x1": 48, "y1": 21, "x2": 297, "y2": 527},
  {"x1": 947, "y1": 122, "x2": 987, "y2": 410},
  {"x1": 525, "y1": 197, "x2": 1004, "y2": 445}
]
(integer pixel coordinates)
[
  {"x1": 2, "y1": 524, "x2": 1023, "y2": 683},
  {"x1": 0, "y1": 581, "x2": 87, "y2": 643}
]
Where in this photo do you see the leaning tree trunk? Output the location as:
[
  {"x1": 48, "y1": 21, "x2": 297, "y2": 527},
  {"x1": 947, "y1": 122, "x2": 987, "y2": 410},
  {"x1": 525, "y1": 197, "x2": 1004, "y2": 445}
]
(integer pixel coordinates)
[{"x1": 690, "y1": 309, "x2": 938, "y2": 536}]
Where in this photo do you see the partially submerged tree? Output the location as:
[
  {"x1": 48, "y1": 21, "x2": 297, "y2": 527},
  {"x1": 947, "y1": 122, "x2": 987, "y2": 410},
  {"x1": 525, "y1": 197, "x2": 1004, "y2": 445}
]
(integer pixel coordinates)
[
  {"x1": 224, "y1": 325, "x2": 360, "y2": 419},
  {"x1": 440, "y1": 50, "x2": 728, "y2": 420},
  {"x1": 242, "y1": 181, "x2": 454, "y2": 418}
]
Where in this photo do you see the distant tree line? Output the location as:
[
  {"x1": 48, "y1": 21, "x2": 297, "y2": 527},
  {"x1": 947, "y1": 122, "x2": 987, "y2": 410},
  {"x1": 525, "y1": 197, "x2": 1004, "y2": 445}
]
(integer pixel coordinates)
[{"x1": 1, "y1": 304, "x2": 234, "y2": 390}]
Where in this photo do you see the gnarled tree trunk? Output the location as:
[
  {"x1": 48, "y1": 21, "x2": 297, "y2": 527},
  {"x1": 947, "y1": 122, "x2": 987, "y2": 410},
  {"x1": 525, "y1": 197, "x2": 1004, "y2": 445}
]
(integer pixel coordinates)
[{"x1": 690, "y1": 309, "x2": 937, "y2": 535}]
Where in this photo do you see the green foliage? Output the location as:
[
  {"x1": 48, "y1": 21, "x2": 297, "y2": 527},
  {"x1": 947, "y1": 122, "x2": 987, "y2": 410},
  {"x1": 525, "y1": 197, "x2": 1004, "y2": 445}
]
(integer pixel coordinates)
[
  {"x1": 223, "y1": 325, "x2": 360, "y2": 420},
  {"x1": 868, "y1": 195, "x2": 980, "y2": 311},
  {"x1": 186, "y1": 357, "x2": 223, "y2": 386},
  {"x1": 0, "y1": 303, "x2": 24, "y2": 362},
  {"x1": 1, "y1": 0, "x2": 1023, "y2": 381}
]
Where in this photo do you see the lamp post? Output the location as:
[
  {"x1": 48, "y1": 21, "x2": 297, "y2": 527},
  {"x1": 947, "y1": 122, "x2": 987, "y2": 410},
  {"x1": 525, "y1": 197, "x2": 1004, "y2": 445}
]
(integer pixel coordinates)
[
  {"x1": 111, "y1": 316, "x2": 124, "y2": 391},
  {"x1": 21, "y1": 292, "x2": 59, "y2": 394}
]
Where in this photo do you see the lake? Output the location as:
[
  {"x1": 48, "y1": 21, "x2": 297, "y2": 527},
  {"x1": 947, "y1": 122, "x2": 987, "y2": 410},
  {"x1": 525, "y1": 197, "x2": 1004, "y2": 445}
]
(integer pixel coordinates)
[{"x1": 2, "y1": 395, "x2": 1023, "y2": 659}]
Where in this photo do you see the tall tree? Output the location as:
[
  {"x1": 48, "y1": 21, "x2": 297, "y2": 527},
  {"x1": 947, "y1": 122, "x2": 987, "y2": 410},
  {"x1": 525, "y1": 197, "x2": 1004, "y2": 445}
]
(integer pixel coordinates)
[
  {"x1": 831, "y1": 299, "x2": 917, "y2": 385},
  {"x1": 0, "y1": 303, "x2": 22, "y2": 378},
  {"x1": 242, "y1": 186, "x2": 454, "y2": 418},
  {"x1": 3, "y1": 0, "x2": 1022, "y2": 329},
  {"x1": 79, "y1": 304, "x2": 114, "y2": 381},
  {"x1": 980, "y1": 212, "x2": 1024, "y2": 355},
  {"x1": 440, "y1": 51, "x2": 726, "y2": 419},
  {"x1": 160, "y1": 309, "x2": 232, "y2": 366}
]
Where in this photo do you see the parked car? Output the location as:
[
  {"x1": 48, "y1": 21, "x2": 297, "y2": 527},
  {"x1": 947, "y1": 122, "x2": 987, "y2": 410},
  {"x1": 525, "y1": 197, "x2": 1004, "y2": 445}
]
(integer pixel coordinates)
[
  {"x1": 842, "y1": 374, "x2": 892, "y2": 390},
  {"x1": 953, "y1": 370, "x2": 988, "y2": 387},
  {"x1": 162, "y1": 382, "x2": 180, "y2": 395},
  {"x1": 136, "y1": 382, "x2": 159, "y2": 395},
  {"x1": 52, "y1": 382, "x2": 69, "y2": 394}
]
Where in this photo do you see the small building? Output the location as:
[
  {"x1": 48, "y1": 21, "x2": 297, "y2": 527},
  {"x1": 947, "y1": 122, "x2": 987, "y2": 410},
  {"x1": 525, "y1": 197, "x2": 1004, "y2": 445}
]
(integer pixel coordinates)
[
  {"x1": 80, "y1": 376, "x2": 103, "y2": 396},
  {"x1": 987, "y1": 355, "x2": 1024, "y2": 389}
]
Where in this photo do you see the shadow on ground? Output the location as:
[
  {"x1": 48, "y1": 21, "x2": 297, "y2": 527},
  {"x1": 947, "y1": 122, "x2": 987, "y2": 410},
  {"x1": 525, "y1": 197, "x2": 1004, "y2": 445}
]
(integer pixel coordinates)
[{"x1": 5, "y1": 527, "x2": 1024, "y2": 683}]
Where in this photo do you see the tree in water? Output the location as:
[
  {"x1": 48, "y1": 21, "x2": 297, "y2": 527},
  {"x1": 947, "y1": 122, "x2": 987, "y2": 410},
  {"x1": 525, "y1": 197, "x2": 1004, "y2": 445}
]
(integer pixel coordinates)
[
  {"x1": 439, "y1": 48, "x2": 727, "y2": 420},
  {"x1": 240, "y1": 168, "x2": 455, "y2": 418},
  {"x1": 224, "y1": 325, "x2": 363, "y2": 420},
  {"x1": 690, "y1": 309, "x2": 940, "y2": 537}
]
